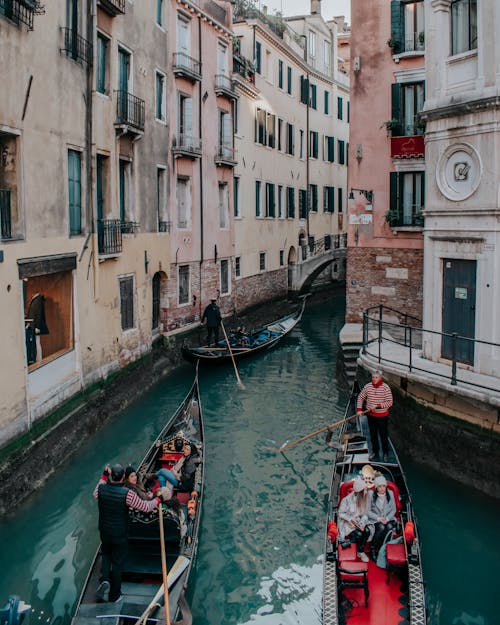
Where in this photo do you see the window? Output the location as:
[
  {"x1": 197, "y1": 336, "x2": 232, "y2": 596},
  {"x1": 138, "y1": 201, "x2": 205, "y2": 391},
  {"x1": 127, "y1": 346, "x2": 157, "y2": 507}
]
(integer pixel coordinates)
[
  {"x1": 323, "y1": 186, "x2": 335, "y2": 212},
  {"x1": 177, "y1": 14, "x2": 191, "y2": 56},
  {"x1": 235, "y1": 256, "x2": 241, "y2": 278},
  {"x1": 255, "y1": 180, "x2": 262, "y2": 217},
  {"x1": 278, "y1": 59, "x2": 283, "y2": 88},
  {"x1": 309, "y1": 31, "x2": 316, "y2": 64},
  {"x1": 155, "y1": 71, "x2": 166, "y2": 122},
  {"x1": 337, "y1": 96, "x2": 343, "y2": 120},
  {"x1": 299, "y1": 189, "x2": 307, "y2": 219},
  {"x1": 278, "y1": 185, "x2": 283, "y2": 218},
  {"x1": 299, "y1": 130, "x2": 304, "y2": 159},
  {"x1": 277, "y1": 118, "x2": 283, "y2": 151},
  {"x1": 325, "y1": 136, "x2": 334, "y2": 162},
  {"x1": 285, "y1": 123, "x2": 294, "y2": 155},
  {"x1": 96, "y1": 154, "x2": 108, "y2": 221},
  {"x1": 232, "y1": 98, "x2": 239, "y2": 135},
  {"x1": 287, "y1": 66, "x2": 292, "y2": 94},
  {"x1": 265, "y1": 183, "x2": 275, "y2": 217},
  {"x1": 286, "y1": 187, "x2": 295, "y2": 218},
  {"x1": 157, "y1": 167, "x2": 167, "y2": 230},
  {"x1": 403, "y1": 1, "x2": 424, "y2": 51},
  {"x1": 178, "y1": 94, "x2": 193, "y2": 141},
  {"x1": 300, "y1": 75, "x2": 309, "y2": 104},
  {"x1": 119, "y1": 276, "x2": 134, "y2": 331},
  {"x1": 220, "y1": 259, "x2": 230, "y2": 294},
  {"x1": 389, "y1": 171, "x2": 425, "y2": 226},
  {"x1": 234, "y1": 176, "x2": 240, "y2": 217},
  {"x1": 255, "y1": 109, "x2": 275, "y2": 148},
  {"x1": 259, "y1": 252, "x2": 266, "y2": 271},
  {"x1": 156, "y1": 0, "x2": 163, "y2": 27},
  {"x1": 451, "y1": 0, "x2": 477, "y2": 55},
  {"x1": 267, "y1": 113, "x2": 276, "y2": 148},
  {"x1": 324, "y1": 40, "x2": 331, "y2": 71},
  {"x1": 217, "y1": 41, "x2": 228, "y2": 76},
  {"x1": 279, "y1": 250, "x2": 284, "y2": 266},
  {"x1": 310, "y1": 131, "x2": 319, "y2": 159},
  {"x1": 68, "y1": 149, "x2": 81, "y2": 235},
  {"x1": 324, "y1": 90, "x2": 329, "y2": 115},
  {"x1": 96, "y1": 33, "x2": 109, "y2": 95},
  {"x1": 177, "y1": 177, "x2": 191, "y2": 228},
  {"x1": 218, "y1": 110, "x2": 233, "y2": 157},
  {"x1": 347, "y1": 101, "x2": 350, "y2": 123},
  {"x1": 338, "y1": 140, "x2": 345, "y2": 165},
  {"x1": 391, "y1": 82, "x2": 425, "y2": 136},
  {"x1": 178, "y1": 265, "x2": 190, "y2": 305},
  {"x1": 119, "y1": 159, "x2": 133, "y2": 223},
  {"x1": 310, "y1": 83, "x2": 317, "y2": 109},
  {"x1": 255, "y1": 41, "x2": 262, "y2": 74},
  {"x1": 219, "y1": 182, "x2": 229, "y2": 229},
  {"x1": 309, "y1": 184, "x2": 318, "y2": 212},
  {"x1": 0, "y1": 132, "x2": 22, "y2": 241},
  {"x1": 338, "y1": 187, "x2": 343, "y2": 213}
]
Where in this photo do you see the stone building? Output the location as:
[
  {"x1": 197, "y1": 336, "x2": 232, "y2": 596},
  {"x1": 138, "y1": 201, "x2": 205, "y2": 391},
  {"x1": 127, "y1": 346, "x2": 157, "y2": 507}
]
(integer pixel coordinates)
[
  {"x1": 344, "y1": 0, "x2": 426, "y2": 330},
  {"x1": 421, "y1": 0, "x2": 500, "y2": 375}
]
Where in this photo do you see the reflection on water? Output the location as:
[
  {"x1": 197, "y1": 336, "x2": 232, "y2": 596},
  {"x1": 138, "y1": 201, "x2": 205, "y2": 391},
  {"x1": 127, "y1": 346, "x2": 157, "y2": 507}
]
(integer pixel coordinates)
[{"x1": 0, "y1": 296, "x2": 498, "y2": 625}]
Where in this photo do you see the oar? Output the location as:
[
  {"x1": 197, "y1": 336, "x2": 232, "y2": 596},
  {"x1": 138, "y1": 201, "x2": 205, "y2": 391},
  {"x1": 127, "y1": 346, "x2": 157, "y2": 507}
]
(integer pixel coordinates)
[
  {"x1": 274, "y1": 411, "x2": 367, "y2": 453},
  {"x1": 158, "y1": 504, "x2": 171, "y2": 625},
  {"x1": 220, "y1": 320, "x2": 245, "y2": 390}
]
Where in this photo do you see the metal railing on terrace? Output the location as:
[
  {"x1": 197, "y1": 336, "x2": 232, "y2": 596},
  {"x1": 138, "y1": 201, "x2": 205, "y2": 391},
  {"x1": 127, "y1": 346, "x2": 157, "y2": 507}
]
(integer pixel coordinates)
[
  {"x1": 61, "y1": 27, "x2": 92, "y2": 65},
  {"x1": 97, "y1": 219, "x2": 122, "y2": 255},
  {"x1": 0, "y1": 189, "x2": 12, "y2": 239},
  {"x1": 97, "y1": 0, "x2": 125, "y2": 16},
  {"x1": 173, "y1": 52, "x2": 201, "y2": 80},
  {"x1": 299, "y1": 233, "x2": 347, "y2": 261},
  {"x1": 158, "y1": 220, "x2": 171, "y2": 233},
  {"x1": 0, "y1": 0, "x2": 44, "y2": 30},
  {"x1": 233, "y1": 0, "x2": 287, "y2": 40},
  {"x1": 362, "y1": 304, "x2": 500, "y2": 394},
  {"x1": 115, "y1": 91, "x2": 145, "y2": 131}
]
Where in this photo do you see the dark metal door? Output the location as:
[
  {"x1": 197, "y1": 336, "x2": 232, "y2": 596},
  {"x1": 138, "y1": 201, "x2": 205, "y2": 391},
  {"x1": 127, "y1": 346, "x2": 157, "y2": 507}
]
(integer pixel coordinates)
[
  {"x1": 441, "y1": 259, "x2": 476, "y2": 364},
  {"x1": 152, "y1": 273, "x2": 161, "y2": 330}
]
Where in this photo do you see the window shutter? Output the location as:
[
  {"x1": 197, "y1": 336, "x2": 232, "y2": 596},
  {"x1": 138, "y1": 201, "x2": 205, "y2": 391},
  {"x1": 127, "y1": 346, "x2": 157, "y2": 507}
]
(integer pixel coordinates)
[
  {"x1": 184, "y1": 97, "x2": 193, "y2": 138},
  {"x1": 390, "y1": 171, "x2": 399, "y2": 220},
  {"x1": 390, "y1": 1, "x2": 403, "y2": 54},
  {"x1": 328, "y1": 186, "x2": 335, "y2": 212},
  {"x1": 328, "y1": 136, "x2": 334, "y2": 162},
  {"x1": 391, "y1": 83, "x2": 403, "y2": 136},
  {"x1": 300, "y1": 75, "x2": 309, "y2": 104}
]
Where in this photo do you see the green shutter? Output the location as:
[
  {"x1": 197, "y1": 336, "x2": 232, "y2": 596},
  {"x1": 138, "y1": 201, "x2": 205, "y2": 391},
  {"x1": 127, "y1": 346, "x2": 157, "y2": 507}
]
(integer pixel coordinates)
[
  {"x1": 391, "y1": 83, "x2": 403, "y2": 136},
  {"x1": 390, "y1": 1, "x2": 403, "y2": 54},
  {"x1": 329, "y1": 186, "x2": 335, "y2": 212},
  {"x1": 389, "y1": 171, "x2": 399, "y2": 224}
]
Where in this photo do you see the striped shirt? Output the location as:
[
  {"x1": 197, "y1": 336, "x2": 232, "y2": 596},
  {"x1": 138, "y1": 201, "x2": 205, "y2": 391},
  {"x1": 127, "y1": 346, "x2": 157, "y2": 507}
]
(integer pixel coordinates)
[
  {"x1": 93, "y1": 477, "x2": 161, "y2": 513},
  {"x1": 356, "y1": 382, "x2": 393, "y2": 417}
]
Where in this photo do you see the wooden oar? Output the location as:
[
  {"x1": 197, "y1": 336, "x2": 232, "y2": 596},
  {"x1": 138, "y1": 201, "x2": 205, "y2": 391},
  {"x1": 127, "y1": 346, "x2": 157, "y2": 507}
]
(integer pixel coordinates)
[
  {"x1": 275, "y1": 411, "x2": 367, "y2": 453},
  {"x1": 158, "y1": 504, "x2": 171, "y2": 625},
  {"x1": 220, "y1": 320, "x2": 245, "y2": 390}
]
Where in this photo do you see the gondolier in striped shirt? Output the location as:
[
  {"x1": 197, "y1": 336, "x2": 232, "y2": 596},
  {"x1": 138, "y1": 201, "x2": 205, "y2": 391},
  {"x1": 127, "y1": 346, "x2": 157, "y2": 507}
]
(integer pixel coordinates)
[{"x1": 356, "y1": 371, "x2": 393, "y2": 462}]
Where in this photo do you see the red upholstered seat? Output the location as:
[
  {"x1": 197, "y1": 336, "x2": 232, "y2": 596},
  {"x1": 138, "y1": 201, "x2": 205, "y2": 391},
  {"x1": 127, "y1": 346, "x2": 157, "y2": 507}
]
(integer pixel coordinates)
[
  {"x1": 386, "y1": 481, "x2": 402, "y2": 518},
  {"x1": 386, "y1": 542, "x2": 407, "y2": 583},
  {"x1": 338, "y1": 543, "x2": 357, "y2": 562},
  {"x1": 339, "y1": 480, "x2": 354, "y2": 502},
  {"x1": 339, "y1": 561, "x2": 369, "y2": 607},
  {"x1": 175, "y1": 491, "x2": 191, "y2": 505}
]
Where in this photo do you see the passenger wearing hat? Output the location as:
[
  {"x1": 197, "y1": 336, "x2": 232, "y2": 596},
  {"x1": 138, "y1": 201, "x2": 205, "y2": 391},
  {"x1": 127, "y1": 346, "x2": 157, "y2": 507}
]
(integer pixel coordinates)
[
  {"x1": 367, "y1": 474, "x2": 397, "y2": 560},
  {"x1": 356, "y1": 371, "x2": 393, "y2": 462},
  {"x1": 93, "y1": 463, "x2": 167, "y2": 603},
  {"x1": 337, "y1": 477, "x2": 373, "y2": 562},
  {"x1": 360, "y1": 464, "x2": 376, "y2": 489},
  {"x1": 124, "y1": 466, "x2": 153, "y2": 500},
  {"x1": 201, "y1": 297, "x2": 222, "y2": 346}
]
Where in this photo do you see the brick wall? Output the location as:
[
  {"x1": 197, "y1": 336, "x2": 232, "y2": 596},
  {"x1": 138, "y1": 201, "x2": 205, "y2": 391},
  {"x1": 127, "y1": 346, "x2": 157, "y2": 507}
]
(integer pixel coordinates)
[
  {"x1": 234, "y1": 268, "x2": 288, "y2": 312},
  {"x1": 346, "y1": 247, "x2": 423, "y2": 323}
]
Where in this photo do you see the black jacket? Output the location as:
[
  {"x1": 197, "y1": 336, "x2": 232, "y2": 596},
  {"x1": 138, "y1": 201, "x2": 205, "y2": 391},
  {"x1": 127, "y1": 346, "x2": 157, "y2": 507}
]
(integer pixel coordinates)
[{"x1": 202, "y1": 303, "x2": 221, "y2": 328}]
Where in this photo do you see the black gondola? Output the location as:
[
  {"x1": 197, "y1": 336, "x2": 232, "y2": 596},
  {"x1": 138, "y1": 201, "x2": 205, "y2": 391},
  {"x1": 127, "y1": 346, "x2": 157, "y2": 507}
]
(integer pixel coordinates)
[
  {"x1": 71, "y1": 372, "x2": 204, "y2": 625},
  {"x1": 322, "y1": 387, "x2": 426, "y2": 625},
  {"x1": 182, "y1": 297, "x2": 307, "y2": 364}
]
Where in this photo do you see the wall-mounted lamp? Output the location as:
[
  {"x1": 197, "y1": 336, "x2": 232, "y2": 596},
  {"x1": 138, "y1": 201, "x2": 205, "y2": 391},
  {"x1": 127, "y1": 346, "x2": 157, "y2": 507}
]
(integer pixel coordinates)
[{"x1": 349, "y1": 188, "x2": 374, "y2": 204}]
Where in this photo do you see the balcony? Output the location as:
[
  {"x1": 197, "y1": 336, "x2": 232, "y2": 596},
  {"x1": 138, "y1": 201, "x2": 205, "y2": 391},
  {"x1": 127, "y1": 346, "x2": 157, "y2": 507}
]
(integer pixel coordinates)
[
  {"x1": 172, "y1": 134, "x2": 202, "y2": 159},
  {"x1": 173, "y1": 52, "x2": 201, "y2": 82},
  {"x1": 0, "y1": 0, "x2": 44, "y2": 30},
  {"x1": 158, "y1": 220, "x2": 171, "y2": 233},
  {"x1": 233, "y1": 54, "x2": 255, "y2": 85},
  {"x1": 0, "y1": 189, "x2": 12, "y2": 239},
  {"x1": 386, "y1": 204, "x2": 424, "y2": 228},
  {"x1": 214, "y1": 74, "x2": 236, "y2": 100},
  {"x1": 214, "y1": 144, "x2": 237, "y2": 167},
  {"x1": 61, "y1": 27, "x2": 92, "y2": 65},
  {"x1": 202, "y1": 0, "x2": 227, "y2": 25},
  {"x1": 97, "y1": 219, "x2": 122, "y2": 256},
  {"x1": 97, "y1": 0, "x2": 125, "y2": 16},
  {"x1": 115, "y1": 91, "x2": 145, "y2": 135},
  {"x1": 121, "y1": 221, "x2": 140, "y2": 234}
]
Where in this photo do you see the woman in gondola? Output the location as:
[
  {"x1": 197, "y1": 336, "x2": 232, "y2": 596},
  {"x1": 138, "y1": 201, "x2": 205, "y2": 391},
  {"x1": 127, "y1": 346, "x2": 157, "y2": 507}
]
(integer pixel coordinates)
[
  {"x1": 367, "y1": 474, "x2": 397, "y2": 560},
  {"x1": 337, "y1": 477, "x2": 372, "y2": 562}
]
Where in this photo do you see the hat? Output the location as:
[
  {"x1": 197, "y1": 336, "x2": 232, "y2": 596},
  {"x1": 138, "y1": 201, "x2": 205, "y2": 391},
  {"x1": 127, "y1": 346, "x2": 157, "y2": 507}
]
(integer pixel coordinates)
[
  {"x1": 352, "y1": 477, "x2": 366, "y2": 493},
  {"x1": 210, "y1": 298, "x2": 217, "y2": 302},
  {"x1": 125, "y1": 465, "x2": 136, "y2": 479},
  {"x1": 360, "y1": 465, "x2": 375, "y2": 479},
  {"x1": 110, "y1": 463, "x2": 125, "y2": 482},
  {"x1": 374, "y1": 475, "x2": 387, "y2": 487}
]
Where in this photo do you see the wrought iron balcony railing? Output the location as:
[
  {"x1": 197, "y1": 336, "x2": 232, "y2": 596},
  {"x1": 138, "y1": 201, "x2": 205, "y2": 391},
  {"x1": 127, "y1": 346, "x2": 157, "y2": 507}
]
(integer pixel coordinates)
[
  {"x1": 0, "y1": 0, "x2": 44, "y2": 30},
  {"x1": 172, "y1": 134, "x2": 202, "y2": 158},
  {"x1": 97, "y1": 219, "x2": 122, "y2": 255},
  {"x1": 61, "y1": 27, "x2": 92, "y2": 65},
  {"x1": 0, "y1": 189, "x2": 12, "y2": 239},
  {"x1": 214, "y1": 73, "x2": 236, "y2": 99},
  {"x1": 115, "y1": 91, "x2": 145, "y2": 132},
  {"x1": 173, "y1": 52, "x2": 201, "y2": 81},
  {"x1": 120, "y1": 220, "x2": 140, "y2": 234},
  {"x1": 387, "y1": 204, "x2": 424, "y2": 228},
  {"x1": 215, "y1": 144, "x2": 236, "y2": 166},
  {"x1": 97, "y1": 0, "x2": 125, "y2": 16},
  {"x1": 158, "y1": 220, "x2": 171, "y2": 233},
  {"x1": 233, "y1": 54, "x2": 255, "y2": 84}
]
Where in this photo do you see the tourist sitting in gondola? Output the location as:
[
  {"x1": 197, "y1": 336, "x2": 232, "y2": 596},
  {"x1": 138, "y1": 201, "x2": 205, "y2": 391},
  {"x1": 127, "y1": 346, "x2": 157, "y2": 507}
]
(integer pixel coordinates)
[
  {"x1": 337, "y1": 477, "x2": 372, "y2": 562},
  {"x1": 367, "y1": 474, "x2": 398, "y2": 561},
  {"x1": 232, "y1": 326, "x2": 250, "y2": 347},
  {"x1": 124, "y1": 466, "x2": 153, "y2": 500},
  {"x1": 147, "y1": 440, "x2": 201, "y2": 495}
]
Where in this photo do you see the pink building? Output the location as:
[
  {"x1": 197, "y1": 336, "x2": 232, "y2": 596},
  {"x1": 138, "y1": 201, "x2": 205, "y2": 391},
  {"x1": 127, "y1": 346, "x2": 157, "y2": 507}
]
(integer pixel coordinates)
[
  {"x1": 165, "y1": 0, "x2": 236, "y2": 331},
  {"x1": 345, "y1": 0, "x2": 425, "y2": 325}
]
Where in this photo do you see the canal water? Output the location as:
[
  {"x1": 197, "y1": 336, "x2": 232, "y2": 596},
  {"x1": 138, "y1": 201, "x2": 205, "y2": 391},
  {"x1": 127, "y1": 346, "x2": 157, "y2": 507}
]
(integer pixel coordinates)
[{"x1": 0, "y1": 295, "x2": 498, "y2": 625}]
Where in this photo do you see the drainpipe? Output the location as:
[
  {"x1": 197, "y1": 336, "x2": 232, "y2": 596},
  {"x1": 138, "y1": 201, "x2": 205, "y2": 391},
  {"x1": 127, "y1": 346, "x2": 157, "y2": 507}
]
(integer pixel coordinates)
[
  {"x1": 198, "y1": 15, "x2": 203, "y2": 320},
  {"x1": 304, "y1": 39, "x2": 310, "y2": 241}
]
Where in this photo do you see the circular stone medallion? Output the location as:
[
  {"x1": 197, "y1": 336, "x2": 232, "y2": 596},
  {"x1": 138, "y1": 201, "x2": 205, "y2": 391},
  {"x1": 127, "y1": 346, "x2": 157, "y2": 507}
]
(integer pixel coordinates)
[{"x1": 436, "y1": 142, "x2": 481, "y2": 201}]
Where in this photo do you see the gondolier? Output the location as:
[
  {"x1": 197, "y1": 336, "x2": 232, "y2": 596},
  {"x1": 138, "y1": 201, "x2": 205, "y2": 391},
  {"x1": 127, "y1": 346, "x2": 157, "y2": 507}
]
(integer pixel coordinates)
[
  {"x1": 201, "y1": 298, "x2": 222, "y2": 346},
  {"x1": 356, "y1": 370, "x2": 393, "y2": 462}
]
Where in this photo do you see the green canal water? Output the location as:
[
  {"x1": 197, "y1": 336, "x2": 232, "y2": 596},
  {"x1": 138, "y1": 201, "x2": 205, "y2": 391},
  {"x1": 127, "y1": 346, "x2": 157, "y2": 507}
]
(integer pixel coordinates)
[{"x1": 0, "y1": 296, "x2": 498, "y2": 625}]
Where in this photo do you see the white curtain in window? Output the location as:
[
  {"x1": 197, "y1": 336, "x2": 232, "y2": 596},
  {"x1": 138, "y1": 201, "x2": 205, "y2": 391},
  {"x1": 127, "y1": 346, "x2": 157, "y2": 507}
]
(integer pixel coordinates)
[
  {"x1": 219, "y1": 183, "x2": 228, "y2": 229},
  {"x1": 452, "y1": 0, "x2": 470, "y2": 54},
  {"x1": 177, "y1": 17, "x2": 190, "y2": 55},
  {"x1": 402, "y1": 173, "x2": 413, "y2": 225}
]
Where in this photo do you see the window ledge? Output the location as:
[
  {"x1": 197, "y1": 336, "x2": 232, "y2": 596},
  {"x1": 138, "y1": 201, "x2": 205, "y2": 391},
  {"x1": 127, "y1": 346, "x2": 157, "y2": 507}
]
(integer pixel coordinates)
[
  {"x1": 447, "y1": 49, "x2": 478, "y2": 65},
  {"x1": 393, "y1": 50, "x2": 425, "y2": 61},
  {"x1": 391, "y1": 225, "x2": 424, "y2": 233}
]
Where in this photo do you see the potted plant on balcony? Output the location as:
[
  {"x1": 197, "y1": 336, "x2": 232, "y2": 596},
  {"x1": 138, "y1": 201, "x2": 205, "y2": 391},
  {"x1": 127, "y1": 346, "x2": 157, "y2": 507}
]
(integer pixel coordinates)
[
  {"x1": 418, "y1": 31, "x2": 425, "y2": 46},
  {"x1": 385, "y1": 209, "x2": 399, "y2": 227},
  {"x1": 382, "y1": 119, "x2": 400, "y2": 136}
]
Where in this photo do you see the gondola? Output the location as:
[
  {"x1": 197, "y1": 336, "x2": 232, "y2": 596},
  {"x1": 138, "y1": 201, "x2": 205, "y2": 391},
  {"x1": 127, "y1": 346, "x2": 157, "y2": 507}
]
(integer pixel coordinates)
[
  {"x1": 182, "y1": 296, "x2": 307, "y2": 364},
  {"x1": 323, "y1": 386, "x2": 426, "y2": 625},
  {"x1": 71, "y1": 371, "x2": 204, "y2": 625}
]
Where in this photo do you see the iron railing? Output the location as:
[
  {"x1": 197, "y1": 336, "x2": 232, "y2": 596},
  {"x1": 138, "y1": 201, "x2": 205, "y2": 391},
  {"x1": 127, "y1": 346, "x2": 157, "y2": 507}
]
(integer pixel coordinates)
[
  {"x1": 362, "y1": 304, "x2": 500, "y2": 393},
  {"x1": 97, "y1": 0, "x2": 125, "y2": 16},
  {"x1": 233, "y1": 54, "x2": 255, "y2": 84},
  {"x1": 215, "y1": 144, "x2": 236, "y2": 164},
  {"x1": 173, "y1": 133, "x2": 202, "y2": 155},
  {"x1": 215, "y1": 73, "x2": 235, "y2": 96},
  {"x1": 61, "y1": 27, "x2": 92, "y2": 65},
  {"x1": 299, "y1": 233, "x2": 347, "y2": 262},
  {"x1": 97, "y1": 219, "x2": 122, "y2": 255},
  {"x1": 158, "y1": 220, "x2": 171, "y2": 233},
  {"x1": 121, "y1": 220, "x2": 139, "y2": 234},
  {"x1": 0, "y1": 0, "x2": 44, "y2": 30},
  {"x1": 0, "y1": 189, "x2": 12, "y2": 239},
  {"x1": 387, "y1": 204, "x2": 424, "y2": 228},
  {"x1": 115, "y1": 90, "x2": 145, "y2": 131},
  {"x1": 173, "y1": 52, "x2": 201, "y2": 79}
]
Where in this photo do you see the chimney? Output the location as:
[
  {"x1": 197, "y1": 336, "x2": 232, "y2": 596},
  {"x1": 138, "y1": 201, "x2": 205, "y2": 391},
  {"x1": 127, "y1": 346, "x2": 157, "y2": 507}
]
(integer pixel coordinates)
[{"x1": 311, "y1": 0, "x2": 321, "y2": 14}]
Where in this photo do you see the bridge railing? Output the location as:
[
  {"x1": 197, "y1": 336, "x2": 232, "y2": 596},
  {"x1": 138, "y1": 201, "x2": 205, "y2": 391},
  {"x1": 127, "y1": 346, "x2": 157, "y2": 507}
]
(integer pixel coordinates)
[{"x1": 299, "y1": 232, "x2": 347, "y2": 261}]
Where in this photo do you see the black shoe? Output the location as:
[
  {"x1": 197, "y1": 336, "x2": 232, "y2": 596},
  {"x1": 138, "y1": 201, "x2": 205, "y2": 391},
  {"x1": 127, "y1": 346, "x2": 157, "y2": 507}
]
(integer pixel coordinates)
[
  {"x1": 370, "y1": 549, "x2": 377, "y2": 562},
  {"x1": 96, "y1": 580, "x2": 110, "y2": 603}
]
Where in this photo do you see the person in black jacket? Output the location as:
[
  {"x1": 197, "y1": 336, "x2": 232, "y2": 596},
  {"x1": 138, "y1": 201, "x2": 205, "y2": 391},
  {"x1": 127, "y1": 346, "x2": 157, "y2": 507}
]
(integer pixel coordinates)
[
  {"x1": 93, "y1": 463, "x2": 165, "y2": 603},
  {"x1": 201, "y1": 298, "x2": 221, "y2": 346}
]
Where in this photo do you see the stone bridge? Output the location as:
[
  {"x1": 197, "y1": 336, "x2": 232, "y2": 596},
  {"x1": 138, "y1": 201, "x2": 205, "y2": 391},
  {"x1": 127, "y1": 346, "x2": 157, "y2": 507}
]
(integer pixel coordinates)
[{"x1": 288, "y1": 235, "x2": 347, "y2": 293}]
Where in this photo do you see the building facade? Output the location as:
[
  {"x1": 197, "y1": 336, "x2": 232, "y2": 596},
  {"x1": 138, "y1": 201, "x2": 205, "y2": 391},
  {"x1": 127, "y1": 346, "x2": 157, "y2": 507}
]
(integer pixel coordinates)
[
  {"x1": 345, "y1": 0, "x2": 426, "y2": 326},
  {"x1": 421, "y1": 0, "x2": 500, "y2": 375}
]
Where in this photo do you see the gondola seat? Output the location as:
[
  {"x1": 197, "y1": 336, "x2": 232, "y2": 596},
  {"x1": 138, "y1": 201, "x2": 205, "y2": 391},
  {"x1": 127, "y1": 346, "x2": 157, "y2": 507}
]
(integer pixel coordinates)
[
  {"x1": 338, "y1": 560, "x2": 369, "y2": 607},
  {"x1": 385, "y1": 542, "x2": 407, "y2": 584}
]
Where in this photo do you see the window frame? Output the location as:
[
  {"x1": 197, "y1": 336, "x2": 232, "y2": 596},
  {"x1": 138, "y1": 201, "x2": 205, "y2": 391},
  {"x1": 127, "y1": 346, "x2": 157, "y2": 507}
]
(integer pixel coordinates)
[
  {"x1": 155, "y1": 70, "x2": 166, "y2": 123},
  {"x1": 119, "y1": 275, "x2": 135, "y2": 331},
  {"x1": 178, "y1": 264, "x2": 190, "y2": 306},
  {"x1": 451, "y1": 0, "x2": 477, "y2": 56}
]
